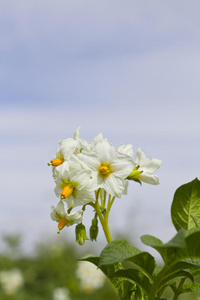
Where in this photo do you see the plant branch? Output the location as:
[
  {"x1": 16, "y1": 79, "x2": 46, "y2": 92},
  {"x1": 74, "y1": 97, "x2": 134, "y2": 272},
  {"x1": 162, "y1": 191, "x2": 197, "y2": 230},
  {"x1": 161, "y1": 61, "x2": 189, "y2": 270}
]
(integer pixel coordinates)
[{"x1": 172, "y1": 278, "x2": 185, "y2": 300}]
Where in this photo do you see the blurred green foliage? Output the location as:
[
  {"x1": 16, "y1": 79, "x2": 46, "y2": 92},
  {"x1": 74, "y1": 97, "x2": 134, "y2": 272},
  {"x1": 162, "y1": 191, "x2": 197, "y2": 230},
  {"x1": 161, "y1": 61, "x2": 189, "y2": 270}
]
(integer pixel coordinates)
[
  {"x1": 0, "y1": 234, "x2": 118, "y2": 300},
  {"x1": 0, "y1": 234, "x2": 199, "y2": 300}
]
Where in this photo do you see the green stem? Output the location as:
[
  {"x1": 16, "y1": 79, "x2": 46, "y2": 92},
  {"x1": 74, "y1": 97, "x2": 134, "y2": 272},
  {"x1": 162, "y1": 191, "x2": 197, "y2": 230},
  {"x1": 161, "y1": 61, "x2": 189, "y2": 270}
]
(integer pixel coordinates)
[
  {"x1": 104, "y1": 190, "x2": 107, "y2": 206},
  {"x1": 105, "y1": 196, "x2": 115, "y2": 223},
  {"x1": 172, "y1": 278, "x2": 185, "y2": 300},
  {"x1": 148, "y1": 267, "x2": 166, "y2": 300},
  {"x1": 95, "y1": 200, "x2": 112, "y2": 243},
  {"x1": 90, "y1": 189, "x2": 114, "y2": 243},
  {"x1": 99, "y1": 188, "x2": 105, "y2": 210}
]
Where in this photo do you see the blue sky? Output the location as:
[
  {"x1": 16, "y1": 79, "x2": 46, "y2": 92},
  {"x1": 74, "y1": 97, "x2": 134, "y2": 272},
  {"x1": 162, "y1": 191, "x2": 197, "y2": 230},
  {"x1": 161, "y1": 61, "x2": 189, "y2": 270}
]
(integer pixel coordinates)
[{"x1": 1, "y1": 1, "x2": 200, "y2": 257}]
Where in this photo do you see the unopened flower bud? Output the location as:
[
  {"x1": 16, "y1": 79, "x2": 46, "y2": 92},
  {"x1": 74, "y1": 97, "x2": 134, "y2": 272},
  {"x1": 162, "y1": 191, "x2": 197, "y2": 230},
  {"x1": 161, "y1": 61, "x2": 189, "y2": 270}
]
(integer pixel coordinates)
[
  {"x1": 75, "y1": 223, "x2": 88, "y2": 246},
  {"x1": 90, "y1": 218, "x2": 99, "y2": 241}
]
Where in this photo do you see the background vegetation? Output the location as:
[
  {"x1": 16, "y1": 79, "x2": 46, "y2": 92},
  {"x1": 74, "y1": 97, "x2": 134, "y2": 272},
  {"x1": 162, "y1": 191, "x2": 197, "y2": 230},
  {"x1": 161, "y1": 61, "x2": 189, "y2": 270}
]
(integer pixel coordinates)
[{"x1": 0, "y1": 234, "x2": 199, "y2": 300}]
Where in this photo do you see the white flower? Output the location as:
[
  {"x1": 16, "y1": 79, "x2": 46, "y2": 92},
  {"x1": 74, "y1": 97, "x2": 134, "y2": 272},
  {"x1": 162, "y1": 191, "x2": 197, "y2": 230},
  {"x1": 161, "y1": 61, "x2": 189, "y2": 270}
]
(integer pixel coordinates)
[
  {"x1": 51, "y1": 200, "x2": 83, "y2": 231},
  {"x1": 76, "y1": 260, "x2": 105, "y2": 293},
  {"x1": 118, "y1": 144, "x2": 134, "y2": 158},
  {"x1": 88, "y1": 133, "x2": 104, "y2": 151},
  {"x1": 48, "y1": 127, "x2": 89, "y2": 167},
  {"x1": 52, "y1": 287, "x2": 71, "y2": 300},
  {"x1": 127, "y1": 148, "x2": 161, "y2": 185},
  {"x1": 54, "y1": 160, "x2": 95, "y2": 207},
  {"x1": 77, "y1": 139, "x2": 136, "y2": 197},
  {"x1": 0, "y1": 269, "x2": 24, "y2": 296}
]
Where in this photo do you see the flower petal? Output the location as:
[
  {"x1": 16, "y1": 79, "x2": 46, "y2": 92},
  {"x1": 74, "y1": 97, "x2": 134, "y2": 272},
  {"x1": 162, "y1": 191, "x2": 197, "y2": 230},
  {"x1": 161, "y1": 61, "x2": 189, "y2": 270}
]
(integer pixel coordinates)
[
  {"x1": 70, "y1": 169, "x2": 92, "y2": 190},
  {"x1": 118, "y1": 144, "x2": 134, "y2": 158},
  {"x1": 139, "y1": 173, "x2": 160, "y2": 185},
  {"x1": 59, "y1": 138, "x2": 78, "y2": 159},
  {"x1": 140, "y1": 159, "x2": 162, "y2": 173},
  {"x1": 102, "y1": 174, "x2": 125, "y2": 198},
  {"x1": 123, "y1": 180, "x2": 129, "y2": 195},
  {"x1": 78, "y1": 152, "x2": 100, "y2": 171},
  {"x1": 96, "y1": 140, "x2": 117, "y2": 163},
  {"x1": 92, "y1": 133, "x2": 103, "y2": 145},
  {"x1": 66, "y1": 210, "x2": 83, "y2": 225},
  {"x1": 111, "y1": 152, "x2": 136, "y2": 178},
  {"x1": 64, "y1": 190, "x2": 95, "y2": 207},
  {"x1": 135, "y1": 148, "x2": 147, "y2": 163},
  {"x1": 73, "y1": 127, "x2": 80, "y2": 140},
  {"x1": 51, "y1": 200, "x2": 68, "y2": 218}
]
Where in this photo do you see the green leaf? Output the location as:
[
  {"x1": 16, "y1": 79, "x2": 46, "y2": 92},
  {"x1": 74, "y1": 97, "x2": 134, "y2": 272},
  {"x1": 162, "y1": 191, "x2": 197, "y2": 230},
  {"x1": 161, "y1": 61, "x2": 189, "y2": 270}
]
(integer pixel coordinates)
[
  {"x1": 82, "y1": 256, "x2": 134, "y2": 300},
  {"x1": 142, "y1": 228, "x2": 200, "y2": 266},
  {"x1": 126, "y1": 252, "x2": 156, "y2": 281},
  {"x1": 113, "y1": 269, "x2": 152, "y2": 295},
  {"x1": 165, "y1": 261, "x2": 200, "y2": 277},
  {"x1": 184, "y1": 227, "x2": 200, "y2": 256},
  {"x1": 99, "y1": 239, "x2": 156, "y2": 282},
  {"x1": 134, "y1": 288, "x2": 148, "y2": 300},
  {"x1": 99, "y1": 239, "x2": 141, "y2": 266},
  {"x1": 141, "y1": 229, "x2": 186, "y2": 263},
  {"x1": 180, "y1": 282, "x2": 200, "y2": 296},
  {"x1": 171, "y1": 178, "x2": 200, "y2": 231},
  {"x1": 158, "y1": 270, "x2": 194, "y2": 291},
  {"x1": 157, "y1": 261, "x2": 199, "y2": 296}
]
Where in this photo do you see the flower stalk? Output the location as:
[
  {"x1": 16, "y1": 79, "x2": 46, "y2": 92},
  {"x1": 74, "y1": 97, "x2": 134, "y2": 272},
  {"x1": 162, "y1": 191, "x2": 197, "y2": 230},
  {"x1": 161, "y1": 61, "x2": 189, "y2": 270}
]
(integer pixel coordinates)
[{"x1": 93, "y1": 189, "x2": 113, "y2": 243}]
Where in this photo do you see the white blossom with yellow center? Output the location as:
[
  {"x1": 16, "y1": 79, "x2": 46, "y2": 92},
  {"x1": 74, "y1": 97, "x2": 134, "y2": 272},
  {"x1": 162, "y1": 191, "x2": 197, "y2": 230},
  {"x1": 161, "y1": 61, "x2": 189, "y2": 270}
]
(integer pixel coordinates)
[
  {"x1": 77, "y1": 139, "x2": 136, "y2": 198},
  {"x1": 51, "y1": 200, "x2": 83, "y2": 232},
  {"x1": 48, "y1": 127, "x2": 89, "y2": 167},
  {"x1": 133, "y1": 148, "x2": 162, "y2": 184},
  {"x1": 53, "y1": 160, "x2": 95, "y2": 208}
]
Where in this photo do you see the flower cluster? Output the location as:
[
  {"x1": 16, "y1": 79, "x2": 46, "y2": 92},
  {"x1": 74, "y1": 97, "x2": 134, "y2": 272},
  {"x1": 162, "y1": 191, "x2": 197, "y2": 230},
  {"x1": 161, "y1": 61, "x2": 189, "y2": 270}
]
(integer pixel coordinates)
[{"x1": 48, "y1": 128, "x2": 161, "y2": 241}]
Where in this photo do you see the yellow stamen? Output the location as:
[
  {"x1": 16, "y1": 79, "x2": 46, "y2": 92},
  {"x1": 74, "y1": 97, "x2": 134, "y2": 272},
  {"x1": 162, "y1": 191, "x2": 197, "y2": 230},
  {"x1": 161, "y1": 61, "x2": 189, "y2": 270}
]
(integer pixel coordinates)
[
  {"x1": 48, "y1": 158, "x2": 63, "y2": 166},
  {"x1": 99, "y1": 166, "x2": 110, "y2": 175},
  {"x1": 60, "y1": 185, "x2": 73, "y2": 199},
  {"x1": 58, "y1": 217, "x2": 68, "y2": 230}
]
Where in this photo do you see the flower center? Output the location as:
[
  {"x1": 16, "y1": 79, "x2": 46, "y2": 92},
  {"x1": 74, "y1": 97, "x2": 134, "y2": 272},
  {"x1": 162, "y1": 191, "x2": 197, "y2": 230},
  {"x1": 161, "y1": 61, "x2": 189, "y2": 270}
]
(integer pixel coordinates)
[
  {"x1": 60, "y1": 185, "x2": 73, "y2": 199},
  {"x1": 99, "y1": 165, "x2": 111, "y2": 175},
  {"x1": 48, "y1": 158, "x2": 63, "y2": 166},
  {"x1": 58, "y1": 217, "x2": 68, "y2": 230}
]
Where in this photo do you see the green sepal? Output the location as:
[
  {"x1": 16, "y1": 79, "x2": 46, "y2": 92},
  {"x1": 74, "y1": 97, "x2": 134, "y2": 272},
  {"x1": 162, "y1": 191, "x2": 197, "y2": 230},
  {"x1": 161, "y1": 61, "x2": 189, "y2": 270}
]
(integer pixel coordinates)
[
  {"x1": 67, "y1": 206, "x2": 73, "y2": 214},
  {"x1": 126, "y1": 165, "x2": 143, "y2": 184}
]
